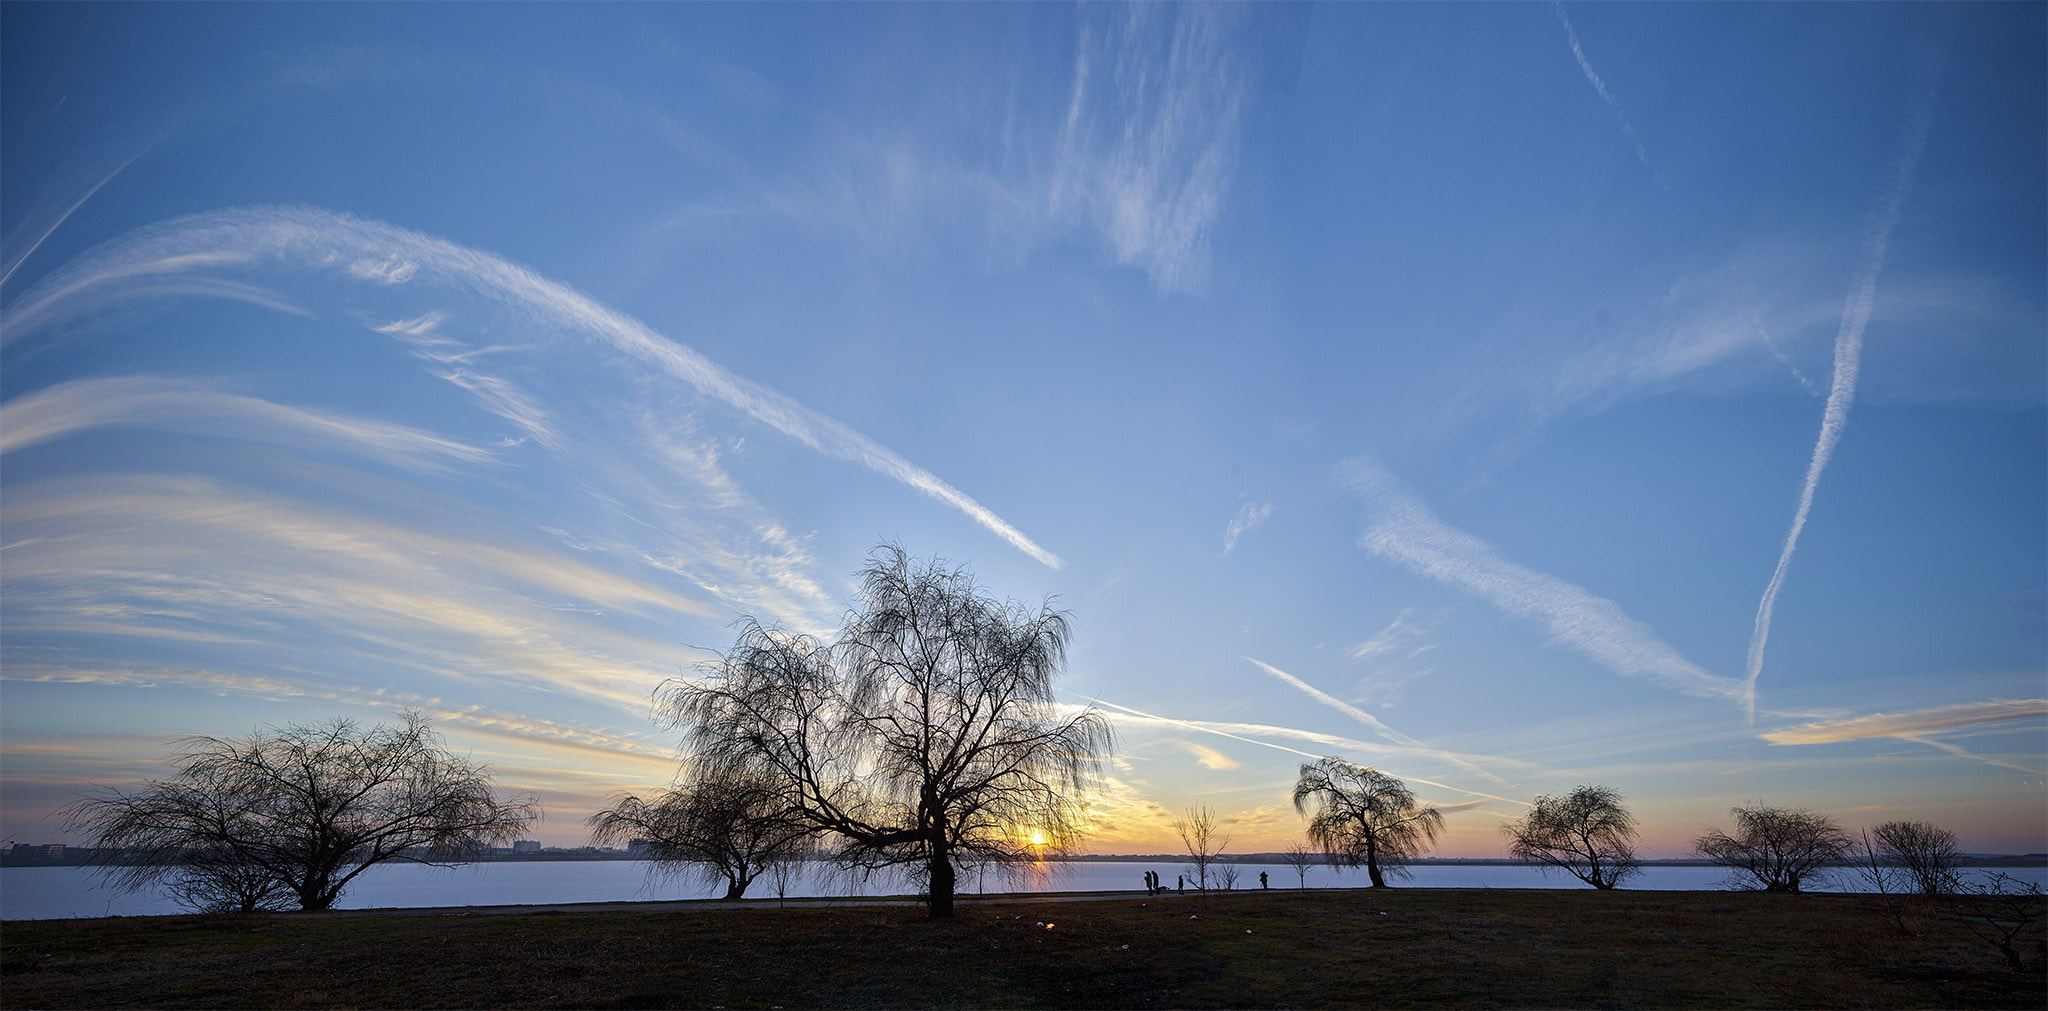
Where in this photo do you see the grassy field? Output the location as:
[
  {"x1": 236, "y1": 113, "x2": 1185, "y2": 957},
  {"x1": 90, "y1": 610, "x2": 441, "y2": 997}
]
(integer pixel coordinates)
[{"x1": 3, "y1": 888, "x2": 2042, "y2": 1008}]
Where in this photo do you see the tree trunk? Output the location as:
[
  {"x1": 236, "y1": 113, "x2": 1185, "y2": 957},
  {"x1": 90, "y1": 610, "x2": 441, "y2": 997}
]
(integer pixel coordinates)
[
  {"x1": 928, "y1": 851, "x2": 956, "y2": 919},
  {"x1": 1365, "y1": 854, "x2": 1387, "y2": 888}
]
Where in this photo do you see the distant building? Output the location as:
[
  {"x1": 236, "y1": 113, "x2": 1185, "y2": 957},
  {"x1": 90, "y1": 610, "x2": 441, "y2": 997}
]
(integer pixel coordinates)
[{"x1": 512, "y1": 839, "x2": 542, "y2": 855}]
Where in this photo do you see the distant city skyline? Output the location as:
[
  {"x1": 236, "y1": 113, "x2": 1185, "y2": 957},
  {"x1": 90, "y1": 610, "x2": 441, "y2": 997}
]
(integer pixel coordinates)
[{"x1": 2, "y1": 2, "x2": 2042, "y2": 861}]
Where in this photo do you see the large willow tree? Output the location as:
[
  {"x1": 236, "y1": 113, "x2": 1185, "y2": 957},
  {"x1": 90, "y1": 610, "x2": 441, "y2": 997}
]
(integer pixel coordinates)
[
  {"x1": 664, "y1": 546, "x2": 1112, "y2": 918},
  {"x1": 1293, "y1": 758, "x2": 1444, "y2": 888}
]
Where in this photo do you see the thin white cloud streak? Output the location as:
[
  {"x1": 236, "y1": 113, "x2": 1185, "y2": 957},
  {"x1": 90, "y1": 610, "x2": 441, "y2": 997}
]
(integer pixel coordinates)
[
  {"x1": 1895, "y1": 736, "x2": 2045, "y2": 777},
  {"x1": 0, "y1": 375, "x2": 496, "y2": 469},
  {"x1": 1221, "y1": 501, "x2": 1272, "y2": 555},
  {"x1": 1341, "y1": 456, "x2": 1744, "y2": 702},
  {"x1": 1756, "y1": 317, "x2": 1818, "y2": 393},
  {"x1": 0, "y1": 206, "x2": 1061, "y2": 569},
  {"x1": 1742, "y1": 79, "x2": 1938, "y2": 721},
  {"x1": 1760, "y1": 699, "x2": 2047, "y2": 746},
  {"x1": 1550, "y1": 2, "x2": 1659, "y2": 178},
  {"x1": 1245, "y1": 657, "x2": 1510, "y2": 786},
  {"x1": 1762, "y1": 698, "x2": 2047, "y2": 777},
  {"x1": 1076, "y1": 694, "x2": 1530, "y2": 808}
]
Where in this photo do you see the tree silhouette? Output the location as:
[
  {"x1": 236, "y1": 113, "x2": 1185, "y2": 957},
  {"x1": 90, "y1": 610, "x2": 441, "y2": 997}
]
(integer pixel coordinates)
[
  {"x1": 663, "y1": 546, "x2": 1112, "y2": 918},
  {"x1": 1502, "y1": 784, "x2": 1642, "y2": 890},
  {"x1": 588, "y1": 771, "x2": 815, "y2": 900},
  {"x1": 1868, "y1": 820, "x2": 1962, "y2": 896},
  {"x1": 1174, "y1": 806, "x2": 1229, "y2": 891},
  {"x1": 65, "y1": 713, "x2": 538, "y2": 911},
  {"x1": 1694, "y1": 803, "x2": 1850, "y2": 893},
  {"x1": 1293, "y1": 758, "x2": 1443, "y2": 888}
]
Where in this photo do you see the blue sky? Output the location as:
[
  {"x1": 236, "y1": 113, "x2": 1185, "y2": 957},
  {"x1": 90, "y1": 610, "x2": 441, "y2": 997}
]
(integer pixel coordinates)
[{"x1": 3, "y1": 2, "x2": 2043, "y2": 860}]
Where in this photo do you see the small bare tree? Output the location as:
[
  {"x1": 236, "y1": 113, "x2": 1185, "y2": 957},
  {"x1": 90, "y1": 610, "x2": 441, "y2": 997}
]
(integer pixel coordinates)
[
  {"x1": 1855, "y1": 828, "x2": 1917, "y2": 936},
  {"x1": 64, "y1": 713, "x2": 539, "y2": 911},
  {"x1": 1869, "y1": 820, "x2": 1962, "y2": 896},
  {"x1": 1174, "y1": 806, "x2": 1229, "y2": 891},
  {"x1": 1502, "y1": 784, "x2": 1642, "y2": 890},
  {"x1": 1294, "y1": 758, "x2": 1443, "y2": 888},
  {"x1": 1282, "y1": 841, "x2": 1316, "y2": 889},
  {"x1": 1218, "y1": 862, "x2": 1242, "y2": 890},
  {"x1": 768, "y1": 846, "x2": 804, "y2": 905},
  {"x1": 1694, "y1": 803, "x2": 1851, "y2": 894},
  {"x1": 588, "y1": 771, "x2": 815, "y2": 900}
]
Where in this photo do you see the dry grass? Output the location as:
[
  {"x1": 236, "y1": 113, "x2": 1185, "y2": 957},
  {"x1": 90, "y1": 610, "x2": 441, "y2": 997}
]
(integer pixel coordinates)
[{"x1": 4, "y1": 888, "x2": 2042, "y2": 1008}]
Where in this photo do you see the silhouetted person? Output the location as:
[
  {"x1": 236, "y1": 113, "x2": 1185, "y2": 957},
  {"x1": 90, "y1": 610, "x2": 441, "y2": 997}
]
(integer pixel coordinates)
[
  {"x1": 1260, "y1": 871, "x2": 1269, "y2": 890},
  {"x1": 1177, "y1": 874, "x2": 1184, "y2": 894}
]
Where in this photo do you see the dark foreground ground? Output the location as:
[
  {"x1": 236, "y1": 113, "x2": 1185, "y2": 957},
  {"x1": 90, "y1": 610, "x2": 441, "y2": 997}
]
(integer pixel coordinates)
[{"x1": 4, "y1": 888, "x2": 2043, "y2": 1008}]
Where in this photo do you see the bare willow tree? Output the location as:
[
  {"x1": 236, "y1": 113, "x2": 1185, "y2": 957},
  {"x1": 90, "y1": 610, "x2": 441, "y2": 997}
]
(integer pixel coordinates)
[
  {"x1": 588, "y1": 771, "x2": 816, "y2": 900},
  {"x1": 1694, "y1": 802, "x2": 1851, "y2": 894},
  {"x1": 1293, "y1": 758, "x2": 1443, "y2": 888},
  {"x1": 1869, "y1": 819, "x2": 1963, "y2": 896},
  {"x1": 664, "y1": 546, "x2": 1113, "y2": 918},
  {"x1": 64, "y1": 713, "x2": 539, "y2": 911},
  {"x1": 1502, "y1": 784, "x2": 1642, "y2": 890},
  {"x1": 1174, "y1": 806, "x2": 1229, "y2": 891}
]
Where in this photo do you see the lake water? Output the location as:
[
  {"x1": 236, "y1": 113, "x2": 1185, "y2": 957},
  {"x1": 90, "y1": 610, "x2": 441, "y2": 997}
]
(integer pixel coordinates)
[{"x1": 4, "y1": 860, "x2": 2042, "y2": 920}]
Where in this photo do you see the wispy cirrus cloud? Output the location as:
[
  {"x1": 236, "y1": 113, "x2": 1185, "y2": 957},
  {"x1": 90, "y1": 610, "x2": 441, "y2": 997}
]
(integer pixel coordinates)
[
  {"x1": 0, "y1": 375, "x2": 496, "y2": 469},
  {"x1": 1222, "y1": 500, "x2": 1272, "y2": 555},
  {"x1": 1, "y1": 474, "x2": 712, "y2": 711},
  {"x1": 1054, "y1": 3, "x2": 1249, "y2": 293},
  {"x1": 372, "y1": 312, "x2": 565, "y2": 452},
  {"x1": 648, "y1": 4, "x2": 1254, "y2": 297},
  {"x1": 1341, "y1": 456, "x2": 1744, "y2": 703},
  {"x1": 1347, "y1": 608, "x2": 1439, "y2": 707},
  {"x1": 0, "y1": 205, "x2": 1061, "y2": 569},
  {"x1": 1761, "y1": 699, "x2": 2046, "y2": 746},
  {"x1": 1170, "y1": 739, "x2": 1241, "y2": 771},
  {"x1": 1761, "y1": 698, "x2": 2046, "y2": 775},
  {"x1": 1742, "y1": 69, "x2": 1940, "y2": 720}
]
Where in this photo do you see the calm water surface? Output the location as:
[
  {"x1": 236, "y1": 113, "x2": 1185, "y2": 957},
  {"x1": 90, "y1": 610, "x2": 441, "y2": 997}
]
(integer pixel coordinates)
[{"x1": 5, "y1": 861, "x2": 2042, "y2": 920}]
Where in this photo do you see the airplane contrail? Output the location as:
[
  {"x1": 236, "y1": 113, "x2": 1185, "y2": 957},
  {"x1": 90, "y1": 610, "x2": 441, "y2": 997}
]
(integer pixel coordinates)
[{"x1": 1741, "y1": 79, "x2": 1938, "y2": 722}]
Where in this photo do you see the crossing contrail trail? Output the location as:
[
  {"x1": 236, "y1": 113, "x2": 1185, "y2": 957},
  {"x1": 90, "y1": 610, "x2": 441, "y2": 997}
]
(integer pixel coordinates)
[{"x1": 1741, "y1": 79, "x2": 1939, "y2": 723}]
